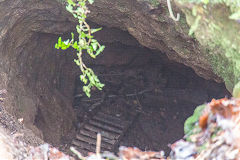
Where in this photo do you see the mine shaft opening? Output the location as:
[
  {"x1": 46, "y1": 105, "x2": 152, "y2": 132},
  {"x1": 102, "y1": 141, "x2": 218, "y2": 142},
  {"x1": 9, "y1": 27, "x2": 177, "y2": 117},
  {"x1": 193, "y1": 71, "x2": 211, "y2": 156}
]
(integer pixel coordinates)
[{"x1": 3, "y1": 4, "x2": 229, "y2": 155}]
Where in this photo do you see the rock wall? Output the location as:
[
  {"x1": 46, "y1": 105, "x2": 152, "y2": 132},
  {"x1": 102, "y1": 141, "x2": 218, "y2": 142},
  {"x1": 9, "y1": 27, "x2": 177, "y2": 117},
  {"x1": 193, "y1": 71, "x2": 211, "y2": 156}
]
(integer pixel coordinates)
[
  {"x1": 0, "y1": 0, "x2": 77, "y2": 145},
  {"x1": 84, "y1": 0, "x2": 222, "y2": 83},
  {"x1": 69, "y1": 0, "x2": 239, "y2": 93},
  {"x1": 176, "y1": 0, "x2": 240, "y2": 92}
]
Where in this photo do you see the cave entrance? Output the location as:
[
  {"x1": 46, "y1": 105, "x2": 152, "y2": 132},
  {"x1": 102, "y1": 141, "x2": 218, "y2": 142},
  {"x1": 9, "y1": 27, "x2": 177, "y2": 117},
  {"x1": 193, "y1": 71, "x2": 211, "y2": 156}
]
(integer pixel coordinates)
[
  {"x1": 6, "y1": 12, "x2": 229, "y2": 154},
  {"x1": 57, "y1": 26, "x2": 230, "y2": 155},
  {"x1": 0, "y1": 0, "x2": 231, "y2": 157}
]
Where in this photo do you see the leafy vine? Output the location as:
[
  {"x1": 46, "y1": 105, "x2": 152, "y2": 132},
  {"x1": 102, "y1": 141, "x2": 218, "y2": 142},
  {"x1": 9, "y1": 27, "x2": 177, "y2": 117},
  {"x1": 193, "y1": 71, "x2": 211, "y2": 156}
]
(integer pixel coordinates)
[{"x1": 55, "y1": 0, "x2": 105, "y2": 97}]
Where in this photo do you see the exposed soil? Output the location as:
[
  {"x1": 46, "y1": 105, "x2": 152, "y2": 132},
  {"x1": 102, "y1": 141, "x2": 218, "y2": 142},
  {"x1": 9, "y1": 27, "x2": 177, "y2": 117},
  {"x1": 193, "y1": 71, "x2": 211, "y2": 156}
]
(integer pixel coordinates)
[
  {"x1": 0, "y1": 101, "x2": 43, "y2": 147},
  {"x1": 66, "y1": 42, "x2": 230, "y2": 155}
]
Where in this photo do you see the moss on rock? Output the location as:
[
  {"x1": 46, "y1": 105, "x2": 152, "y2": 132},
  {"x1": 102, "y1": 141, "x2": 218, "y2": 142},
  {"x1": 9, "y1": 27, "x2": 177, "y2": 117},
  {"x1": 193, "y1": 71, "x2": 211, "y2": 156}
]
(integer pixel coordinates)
[{"x1": 176, "y1": 0, "x2": 240, "y2": 92}]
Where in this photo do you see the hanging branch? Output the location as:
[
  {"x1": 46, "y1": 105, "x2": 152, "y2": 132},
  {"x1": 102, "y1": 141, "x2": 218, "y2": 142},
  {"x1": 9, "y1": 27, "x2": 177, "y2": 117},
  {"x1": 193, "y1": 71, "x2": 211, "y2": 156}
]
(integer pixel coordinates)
[{"x1": 55, "y1": 0, "x2": 105, "y2": 97}]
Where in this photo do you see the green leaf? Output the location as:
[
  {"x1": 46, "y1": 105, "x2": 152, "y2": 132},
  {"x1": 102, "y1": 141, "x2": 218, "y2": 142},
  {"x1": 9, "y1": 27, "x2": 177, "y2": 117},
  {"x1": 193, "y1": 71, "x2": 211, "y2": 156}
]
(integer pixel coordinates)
[
  {"x1": 89, "y1": 53, "x2": 96, "y2": 58},
  {"x1": 71, "y1": 32, "x2": 74, "y2": 40},
  {"x1": 91, "y1": 28, "x2": 102, "y2": 34},
  {"x1": 58, "y1": 37, "x2": 62, "y2": 47},
  {"x1": 93, "y1": 75, "x2": 100, "y2": 82},
  {"x1": 85, "y1": 34, "x2": 93, "y2": 39},
  {"x1": 91, "y1": 42, "x2": 98, "y2": 51},
  {"x1": 81, "y1": 14, "x2": 87, "y2": 19},
  {"x1": 66, "y1": 4, "x2": 73, "y2": 12},
  {"x1": 83, "y1": 78, "x2": 88, "y2": 84},
  {"x1": 89, "y1": 76, "x2": 96, "y2": 85},
  {"x1": 83, "y1": 86, "x2": 91, "y2": 97},
  {"x1": 96, "y1": 83, "x2": 104, "y2": 90},
  {"x1": 63, "y1": 39, "x2": 70, "y2": 45},
  {"x1": 74, "y1": 59, "x2": 80, "y2": 66},
  {"x1": 79, "y1": 39, "x2": 85, "y2": 46},
  {"x1": 80, "y1": 75, "x2": 88, "y2": 84},
  {"x1": 87, "y1": 46, "x2": 95, "y2": 58},
  {"x1": 55, "y1": 43, "x2": 59, "y2": 49},
  {"x1": 80, "y1": 75, "x2": 84, "y2": 81},
  {"x1": 72, "y1": 41, "x2": 79, "y2": 50},
  {"x1": 73, "y1": 14, "x2": 78, "y2": 18},
  {"x1": 67, "y1": 0, "x2": 75, "y2": 6},
  {"x1": 88, "y1": 0, "x2": 94, "y2": 4},
  {"x1": 80, "y1": 32, "x2": 86, "y2": 38},
  {"x1": 61, "y1": 45, "x2": 66, "y2": 50},
  {"x1": 83, "y1": 85, "x2": 88, "y2": 92},
  {"x1": 60, "y1": 40, "x2": 70, "y2": 50},
  {"x1": 91, "y1": 39, "x2": 97, "y2": 43},
  {"x1": 79, "y1": 2, "x2": 86, "y2": 7},
  {"x1": 184, "y1": 104, "x2": 206, "y2": 136},
  {"x1": 86, "y1": 91, "x2": 91, "y2": 98},
  {"x1": 95, "y1": 45, "x2": 105, "y2": 56},
  {"x1": 76, "y1": 25, "x2": 81, "y2": 33}
]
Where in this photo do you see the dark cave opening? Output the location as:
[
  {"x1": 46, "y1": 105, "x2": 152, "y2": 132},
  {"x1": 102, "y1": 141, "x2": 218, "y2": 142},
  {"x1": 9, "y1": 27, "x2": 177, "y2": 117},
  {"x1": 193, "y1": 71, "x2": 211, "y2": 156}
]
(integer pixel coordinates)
[
  {"x1": 67, "y1": 33, "x2": 230, "y2": 155},
  {"x1": 20, "y1": 24, "x2": 230, "y2": 155}
]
